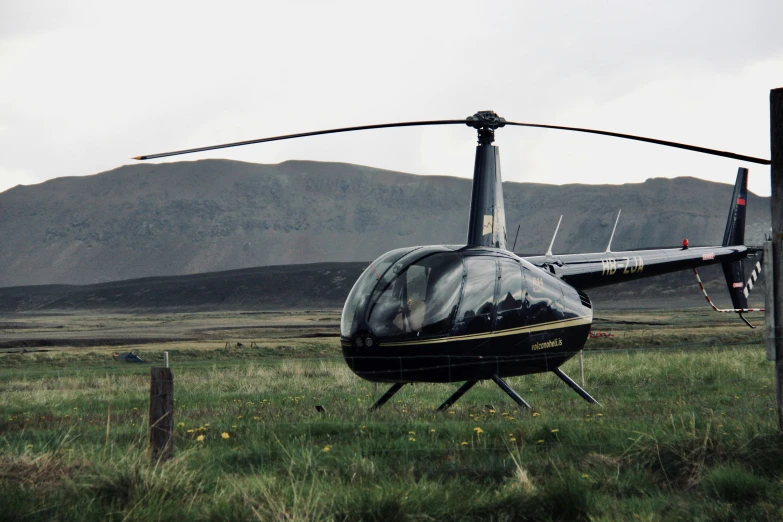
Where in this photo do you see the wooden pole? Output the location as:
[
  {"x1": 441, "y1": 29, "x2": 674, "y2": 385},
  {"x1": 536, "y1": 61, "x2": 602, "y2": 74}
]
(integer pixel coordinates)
[
  {"x1": 764, "y1": 241, "x2": 776, "y2": 361},
  {"x1": 770, "y1": 87, "x2": 783, "y2": 432},
  {"x1": 149, "y1": 367, "x2": 174, "y2": 462}
]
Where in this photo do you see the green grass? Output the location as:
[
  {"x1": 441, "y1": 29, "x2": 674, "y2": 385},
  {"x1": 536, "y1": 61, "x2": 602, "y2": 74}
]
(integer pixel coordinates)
[{"x1": 1, "y1": 310, "x2": 782, "y2": 521}]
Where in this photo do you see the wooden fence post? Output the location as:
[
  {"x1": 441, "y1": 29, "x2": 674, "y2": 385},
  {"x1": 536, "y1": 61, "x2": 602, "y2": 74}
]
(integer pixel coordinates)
[
  {"x1": 770, "y1": 87, "x2": 783, "y2": 432},
  {"x1": 149, "y1": 367, "x2": 174, "y2": 462}
]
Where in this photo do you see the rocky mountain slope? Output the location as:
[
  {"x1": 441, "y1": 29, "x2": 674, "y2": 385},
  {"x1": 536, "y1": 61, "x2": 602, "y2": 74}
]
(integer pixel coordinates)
[{"x1": 0, "y1": 160, "x2": 770, "y2": 287}]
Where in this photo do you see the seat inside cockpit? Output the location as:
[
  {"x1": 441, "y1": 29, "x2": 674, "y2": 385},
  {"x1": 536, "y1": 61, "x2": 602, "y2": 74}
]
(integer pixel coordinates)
[{"x1": 367, "y1": 252, "x2": 463, "y2": 338}]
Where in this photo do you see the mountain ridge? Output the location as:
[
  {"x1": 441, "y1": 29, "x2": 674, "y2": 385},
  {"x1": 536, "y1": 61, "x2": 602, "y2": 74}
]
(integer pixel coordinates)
[{"x1": 0, "y1": 159, "x2": 770, "y2": 287}]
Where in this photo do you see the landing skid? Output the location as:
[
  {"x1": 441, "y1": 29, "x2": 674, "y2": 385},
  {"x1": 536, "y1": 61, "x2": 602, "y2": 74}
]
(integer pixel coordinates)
[
  {"x1": 552, "y1": 367, "x2": 601, "y2": 406},
  {"x1": 370, "y1": 382, "x2": 406, "y2": 410},
  {"x1": 370, "y1": 368, "x2": 600, "y2": 411},
  {"x1": 437, "y1": 374, "x2": 531, "y2": 411},
  {"x1": 437, "y1": 381, "x2": 477, "y2": 411},
  {"x1": 490, "y1": 374, "x2": 531, "y2": 409}
]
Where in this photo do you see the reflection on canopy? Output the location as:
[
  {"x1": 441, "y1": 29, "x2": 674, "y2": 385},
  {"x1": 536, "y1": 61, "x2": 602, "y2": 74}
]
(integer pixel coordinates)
[
  {"x1": 367, "y1": 252, "x2": 463, "y2": 338},
  {"x1": 340, "y1": 247, "x2": 415, "y2": 338}
]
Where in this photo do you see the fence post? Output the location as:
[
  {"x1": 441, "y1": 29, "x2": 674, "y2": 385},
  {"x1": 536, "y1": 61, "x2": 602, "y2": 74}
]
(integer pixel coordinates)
[
  {"x1": 149, "y1": 367, "x2": 174, "y2": 462},
  {"x1": 771, "y1": 87, "x2": 783, "y2": 432}
]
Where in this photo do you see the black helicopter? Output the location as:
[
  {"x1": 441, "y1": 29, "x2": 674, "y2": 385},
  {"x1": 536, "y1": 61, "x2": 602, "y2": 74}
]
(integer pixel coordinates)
[{"x1": 135, "y1": 111, "x2": 770, "y2": 410}]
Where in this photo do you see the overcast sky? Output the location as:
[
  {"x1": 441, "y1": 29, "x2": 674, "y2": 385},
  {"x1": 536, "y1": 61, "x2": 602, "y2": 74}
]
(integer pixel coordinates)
[{"x1": 1, "y1": 0, "x2": 781, "y2": 196}]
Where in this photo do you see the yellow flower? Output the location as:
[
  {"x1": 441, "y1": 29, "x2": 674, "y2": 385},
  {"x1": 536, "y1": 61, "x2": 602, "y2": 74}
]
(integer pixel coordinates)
[
  {"x1": 596, "y1": 413, "x2": 603, "y2": 417},
  {"x1": 187, "y1": 429, "x2": 195, "y2": 433},
  {"x1": 196, "y1": 435, "x2": 205, "y2": 442},
  {"x1": 204, "y1": 423, "x2": 210, "y2": 427},
  {"x1": 322, "y1": 445, "x2": 332, "y2": 452},
  {"x1": 509, "y1": 437, "x2": 516, "y2": 442},
  {"x1": 551, "y1": 429, "x2": 559, "y2": 433},
  {"x1": 582, "y1": 473, "x2": 589, "y2": 479},
  {"x1": 461, "y1": 441, "x2": 468, "y2": 446},
  {"x1": 430, "y1": 428, "x2": 436, "y2": 433},
  {"x1": 489, "y1": 409, "x2": 496, "y2": 414},
  {"x1": 537, "y1": 439, "x2": 544, "y2": 444},
  {"x1": 532, "y1": 412, "x2": 540, "y2": 417},
  {"x1": 177, "y1": 422, "x2": 185, "y2": 427},
  {"x1": 448, "y1": 411, "x2": 455, "y2": 415},
  {"x1": 409, "y1": 431, "x2": 415, "y2": 435},
  {"x1": 221, "y1": 432, "x2": 230, "y2": 439},
  {"x1": 474, "y1": 427, "x2": 484, "y2": 434},
  {"x1": 26, "y1": 444, "x2": 33, "y2": 449},
  {"x1": 409, "y1": 437, "x2": 416, "y2": 442},
  {"x1": 232, "y1": 425, "x2": 237, "y2": 428}
]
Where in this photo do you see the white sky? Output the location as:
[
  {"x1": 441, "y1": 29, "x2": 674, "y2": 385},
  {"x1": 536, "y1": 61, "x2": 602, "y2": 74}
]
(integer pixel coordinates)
[{"x1": 1, "y1": 0, "x2": 781, "y2": 196}]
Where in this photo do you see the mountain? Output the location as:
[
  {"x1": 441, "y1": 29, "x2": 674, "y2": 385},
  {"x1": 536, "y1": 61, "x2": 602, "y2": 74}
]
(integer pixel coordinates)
[
  {"x1": 0, "y1": 262, "x2": 366, "y2": 312},
  {"x1": 0, "y1": 159, "x2": 770, "y2": 287},
  {"x1": 0, "y1": 260, "x2": 760, "y2": 313}
]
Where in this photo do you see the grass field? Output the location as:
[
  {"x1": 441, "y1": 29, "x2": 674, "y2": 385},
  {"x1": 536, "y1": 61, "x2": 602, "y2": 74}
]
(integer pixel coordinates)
[{"x1": 1, "y1": 309, "x2": 782, "y2": 521}]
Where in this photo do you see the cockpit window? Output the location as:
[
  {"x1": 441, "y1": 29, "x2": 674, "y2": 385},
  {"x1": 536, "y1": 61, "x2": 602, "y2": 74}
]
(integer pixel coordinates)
[
  {"x1": 367, "y1": 252, "x2": 463, "y2": 338},
  {"x1": 496, "y1": 259, "x2": 525, "y2": 330},
  {"x1": 454, "y1": 257, "x2": 497, "y2": 334},
  {"x1": 340, "y1": 247, "x2": 416, "y2": 337},
  {"x1": 458, "y1": 258, "x2": 496, "y2": 317},
  {"x1": 497, "y1": 259, "x2": 523, "y2": 312}
]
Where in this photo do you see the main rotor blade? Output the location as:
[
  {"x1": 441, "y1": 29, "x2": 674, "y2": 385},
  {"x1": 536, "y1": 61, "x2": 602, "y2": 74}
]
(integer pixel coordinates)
[
  {"x1": 505, "y1": 121, "x2": 771, "y2": 165},
  {"x1": 133, "y1": 120, "x2": 468, "y2": 160},
  {"x1": 134, "y1": 115, "x2": 771, "y2": 165}
]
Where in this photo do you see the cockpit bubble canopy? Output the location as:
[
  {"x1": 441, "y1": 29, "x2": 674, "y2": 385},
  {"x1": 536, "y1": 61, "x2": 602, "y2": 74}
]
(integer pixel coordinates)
[{"x1": 341, "y1": 246, "x2": 464, "y2": 339}]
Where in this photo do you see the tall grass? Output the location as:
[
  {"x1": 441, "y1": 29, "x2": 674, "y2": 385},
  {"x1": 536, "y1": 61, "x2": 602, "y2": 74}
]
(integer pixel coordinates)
[{"x1": 1, "y1": 310, "x2": 782, "y2": 520}]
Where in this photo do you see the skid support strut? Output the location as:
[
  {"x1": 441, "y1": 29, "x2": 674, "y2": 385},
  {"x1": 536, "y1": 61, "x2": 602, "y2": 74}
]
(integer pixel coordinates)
[
  {"x1": 552, "y1": 367, "x2": 600, "y2": 405},
  {"x1": 490, "y1": 374, "x2": 531, "y2": 409},
  {"x1": 437, "y1": 381, "x2": 477, "y2": 411},
  {"x1": 370, "y1": 382, "x2": 405, "y2": 410}
]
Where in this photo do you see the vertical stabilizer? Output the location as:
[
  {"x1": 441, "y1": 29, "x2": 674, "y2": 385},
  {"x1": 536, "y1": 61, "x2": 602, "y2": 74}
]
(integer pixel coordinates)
[
  {"x1": 722, "y1": 167, "x2": 748, "y2": 247},
  {"x1": 721, "y1": 167, "x2": 749, "y2": 309}
]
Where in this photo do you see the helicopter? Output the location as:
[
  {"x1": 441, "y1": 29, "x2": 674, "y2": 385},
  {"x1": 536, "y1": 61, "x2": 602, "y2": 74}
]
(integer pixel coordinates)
[{"x1": 134, "y1": 111, "x2": 771, "y2": 410}]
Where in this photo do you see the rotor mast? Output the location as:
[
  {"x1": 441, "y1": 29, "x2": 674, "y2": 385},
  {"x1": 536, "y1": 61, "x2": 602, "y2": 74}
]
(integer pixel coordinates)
[{"x1": 466, "y1": 111, "x2": 508, "y2": 250}]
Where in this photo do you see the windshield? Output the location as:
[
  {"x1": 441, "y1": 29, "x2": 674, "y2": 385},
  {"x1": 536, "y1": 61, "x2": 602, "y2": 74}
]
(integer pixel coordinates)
[
  {"x1": 340, "y1": 248, "x2": 416, "y2": 337},
  {"x1": 366, "y1": 252, "x2": 463, "y2": 338}
]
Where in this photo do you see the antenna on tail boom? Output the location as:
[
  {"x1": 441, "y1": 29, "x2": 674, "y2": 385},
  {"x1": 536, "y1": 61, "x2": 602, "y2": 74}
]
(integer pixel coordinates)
[
  {"x1": 546, "y1": 216, "x2": 563, "y2": 256},
  {"x1": 605, "y1": 210, "x2": 622, "y2": 253}
]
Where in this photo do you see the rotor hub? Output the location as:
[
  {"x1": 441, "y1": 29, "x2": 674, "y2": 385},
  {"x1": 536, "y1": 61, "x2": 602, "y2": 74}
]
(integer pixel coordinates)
[{"x1": 466, "y1": 111, "x2": 506, "y2": 145}]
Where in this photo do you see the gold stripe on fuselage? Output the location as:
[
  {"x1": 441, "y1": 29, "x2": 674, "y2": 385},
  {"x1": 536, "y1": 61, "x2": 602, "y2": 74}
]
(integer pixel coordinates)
[{"x1": 379, "y1": 315, "x2": 592, "y2": 347}]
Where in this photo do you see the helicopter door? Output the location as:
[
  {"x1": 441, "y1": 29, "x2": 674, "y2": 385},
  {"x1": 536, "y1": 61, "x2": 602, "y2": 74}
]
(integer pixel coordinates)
[
  {"x1": 494, "y1": 259, "x2": 525, "y2": 332},
  {"x1": 454, "y1": 257, "x2": 498, "y2": 336},
  {"x1": 524, "y1": 265, "x2": 567, "y2": 355}
]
